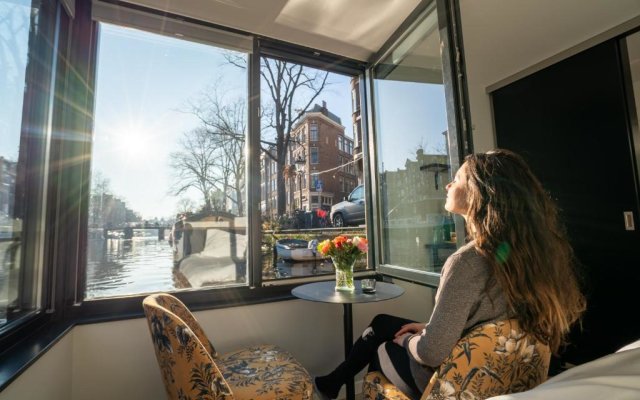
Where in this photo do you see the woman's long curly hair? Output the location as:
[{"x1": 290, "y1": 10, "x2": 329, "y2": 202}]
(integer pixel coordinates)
[{"x1": 463, "y1": 149, "x2": 585, "y2": 353}]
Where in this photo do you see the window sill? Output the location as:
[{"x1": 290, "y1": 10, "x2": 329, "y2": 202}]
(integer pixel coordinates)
[
  {"x1": 0, "y1": 317, "x2": 73, "y2": 392},
  {"x1": 377, "y1": 265, "x2": 441, "y2": 288}
]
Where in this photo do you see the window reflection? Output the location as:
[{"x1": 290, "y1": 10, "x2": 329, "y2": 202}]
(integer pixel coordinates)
[
  {"x1": 0, "y1": 0, "x2": 48, "y2": 326},
  {"x1": 372, "y1": 3, "x2": 458, "y2": 273}
]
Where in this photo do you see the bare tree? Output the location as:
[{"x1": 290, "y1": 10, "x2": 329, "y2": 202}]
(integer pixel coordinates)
[
  {"x1": 194, "y1": 95, "x2": 246, "y2": 216},
  {"x1": 172, "y1": 87, "x2": 247, "y2": 216},
  {"x1": 175, "y1": 197, "x2": 196, "y2": 215},
  {"x1": 189, "y1": 91, "x2": 246, "y2": 216},
  {"x1": 170, "y1": 127, "x2": 218, "y2": 212},
  {"x1": 226, "y1": 54, "x2": 329, "y2": 215},
  {"x1": 89, "y1": 172, "x2": 111, "y2": 228}
]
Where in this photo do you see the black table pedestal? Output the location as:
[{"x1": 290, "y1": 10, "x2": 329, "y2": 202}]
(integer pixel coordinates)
[
  {"x1": 291, "y1": 281, "x2": 405, "y2": 400},
  {"x1": 343, "y1": 303, "x2": 354, "y2": 400}
]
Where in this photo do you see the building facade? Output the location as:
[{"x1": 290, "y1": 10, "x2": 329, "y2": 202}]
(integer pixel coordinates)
[
  {"x1": 260, "y1": 102, "x2": 357, "y2": 219},
  {"x1": 0, "y1": 157, "x2": 16, "y2": 220},
  {"x1": 350, "y1": 77, "x2": 364, "y2": 183}
]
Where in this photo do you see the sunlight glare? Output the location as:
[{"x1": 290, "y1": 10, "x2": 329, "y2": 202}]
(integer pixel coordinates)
[{"x1": 114, "y1": 122, "x2": 153, "y2": 160}]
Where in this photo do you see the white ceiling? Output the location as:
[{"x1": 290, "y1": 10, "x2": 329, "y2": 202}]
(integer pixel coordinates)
[{"x1": 122, "y1": 0, "x2": 422, "y2": 61}]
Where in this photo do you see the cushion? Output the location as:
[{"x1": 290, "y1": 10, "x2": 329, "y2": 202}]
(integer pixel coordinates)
[
  {"x1": 218, "y1": 344, "x2": 313, "y2": 400},
  {"x1": 363, "y1": 320, "x2": 550, "y2": 400},
  {"x1": 363, "y1": 371, "x2": 411, "y2": 400},
  {"x1": 201, "y1": 229, "x2": 247, "y2": 259}
]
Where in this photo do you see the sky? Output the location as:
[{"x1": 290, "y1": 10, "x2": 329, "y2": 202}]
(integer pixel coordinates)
[
  {"x1": 0, "y1": 2, "x2": 29, "y2": 161},
  {"x1": 374, "y1": 80, "x2": 448, "y2": 171}
]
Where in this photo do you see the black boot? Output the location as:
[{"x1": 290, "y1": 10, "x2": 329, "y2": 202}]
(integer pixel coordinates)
[{"x1": 315, "y1": 314, "x2": 410, "y2": 398}]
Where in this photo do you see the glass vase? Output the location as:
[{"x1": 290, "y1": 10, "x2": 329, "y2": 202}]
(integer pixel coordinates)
[{"x1": 332, "y1": 257, "x2": 355, "y2": 292}]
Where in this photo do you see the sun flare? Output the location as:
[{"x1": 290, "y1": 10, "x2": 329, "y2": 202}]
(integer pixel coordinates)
[{"x1": 114, "y1": 122, "x2": 152, "y2": 159}]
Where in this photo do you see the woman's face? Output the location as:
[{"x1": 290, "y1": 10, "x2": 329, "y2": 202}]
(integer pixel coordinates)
[{"x1": 445, "y1": 164, "x2": 469, "y2": 216}]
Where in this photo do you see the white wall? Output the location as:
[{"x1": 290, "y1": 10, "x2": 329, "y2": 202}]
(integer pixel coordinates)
[
  {"x1": 1, "y1": 280, "x2": 433, "y2": 400},
  {"x1": 459, "y1": 0, "x2": 640, "y2": 151},
  {"x1": 0, "y1": 331, "x2": 73, "y2": 400}
]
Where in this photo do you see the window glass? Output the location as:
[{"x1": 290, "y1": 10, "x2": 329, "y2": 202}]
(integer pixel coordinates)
[
  {"x1": 88, "y1": 23, "x2": 248, "y2": 299},
  {"x1": 1, "y1": 0, "x2": 51, "y2": 326},
  {"x1": 371, "y1": 2, "x2": 458, "y2": 274},
  {"x1": 259, "y1": 57, "x2": 366, "y2": 280},
  {"x1": 310, "y1": 123, "x2": 318, "y2": 141}
]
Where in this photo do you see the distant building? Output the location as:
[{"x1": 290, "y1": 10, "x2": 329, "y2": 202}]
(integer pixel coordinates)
[
  {"x1": 260, "y1": 101, "x2": 358, "y2": 217},
  {"x1": 0, "y1": 157, "x2": 17, "y2": 218},
  {"x1": 382, "y1": 149, "x2": 449, "y2": 225},
  {"x1": 89, "y1": 192, "x2": 140, "y2": 228}
]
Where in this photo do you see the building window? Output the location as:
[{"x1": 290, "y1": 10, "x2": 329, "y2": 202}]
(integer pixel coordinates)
[
  {"x1": 311, "y1": 175, "x2": 320, "y2": 190},
  {"x1": 310, "y1": 147, "x2": 319, "y2": 164},
  {"x1": 351, "y1": 88, "x2": 358, "y2": 112},
  {"x1": 310, "y1": 122, "x2": 318, "y2": 141}
]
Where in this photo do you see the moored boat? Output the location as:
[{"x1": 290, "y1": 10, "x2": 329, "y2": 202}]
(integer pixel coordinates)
[{"x1": 275, "y1": 238, "x2": 325, "y2": 262}]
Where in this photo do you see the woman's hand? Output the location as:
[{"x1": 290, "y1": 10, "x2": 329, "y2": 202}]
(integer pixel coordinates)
[
  {"x1": 393, "y1": 333, "x2": 409, "y2": 346},
  {"x1": 394, "y1": 322, "x2": 426, "y2": 338}
]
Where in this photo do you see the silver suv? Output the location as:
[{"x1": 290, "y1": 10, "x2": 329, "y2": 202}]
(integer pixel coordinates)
[{"x1": 331, "y1": 185, "x2": 365, "y2": 227}]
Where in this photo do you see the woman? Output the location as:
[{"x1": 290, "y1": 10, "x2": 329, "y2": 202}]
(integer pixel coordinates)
[{"x1": 314, "y1": 149, "x2": 585, "y2": 400}]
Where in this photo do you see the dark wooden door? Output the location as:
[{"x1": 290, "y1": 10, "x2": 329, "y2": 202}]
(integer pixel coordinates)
[{"x1": 492, "y1": 40, "x2": 640, "y2": 364}]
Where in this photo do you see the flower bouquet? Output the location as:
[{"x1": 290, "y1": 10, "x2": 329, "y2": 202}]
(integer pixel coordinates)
[{"x1": 317, "y1": 236, "x2": 368, "y2": 292}]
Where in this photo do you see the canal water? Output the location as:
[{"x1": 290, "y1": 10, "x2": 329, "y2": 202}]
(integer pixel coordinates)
[
  {"x1": 86, "y1": 231, "x2": 174, "y2": 299},
  {"x1": 85, "y1": 231, "x2": 357, "y2": 299}
]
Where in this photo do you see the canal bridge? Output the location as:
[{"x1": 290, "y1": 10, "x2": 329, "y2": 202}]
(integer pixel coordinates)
[{"x1": 102, "y1": 224, "x2": 171, "y2": 240}]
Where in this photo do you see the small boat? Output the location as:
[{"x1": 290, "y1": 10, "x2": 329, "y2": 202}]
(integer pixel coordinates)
[{"x1": 275, "y1": 239, "x2": 325, "y2": 262}]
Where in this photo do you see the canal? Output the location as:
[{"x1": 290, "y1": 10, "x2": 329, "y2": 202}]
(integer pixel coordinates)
[
  {"x1": 86, "y1": 232, "x2": 175, "y2": 299},
  {"x1": 86, "y1": 228, "x2": 367, "y2": 299}
]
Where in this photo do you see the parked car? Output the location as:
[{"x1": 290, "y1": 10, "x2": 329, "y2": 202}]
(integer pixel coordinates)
[{"x1": 331, "y1": 185, "x2": 365, "y2": 227}]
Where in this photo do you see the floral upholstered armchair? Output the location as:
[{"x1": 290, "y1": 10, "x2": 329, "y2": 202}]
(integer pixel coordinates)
[
  {"x1": 363, "y1": 320, "x2": 551, "y2": 400},
  {"x1": 143, "y1": 293, "x2": 313, "y2": 400}
]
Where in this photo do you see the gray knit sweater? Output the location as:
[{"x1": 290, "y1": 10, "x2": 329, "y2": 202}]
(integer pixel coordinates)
[{"x1": 403, "y1": 240, "x2": 512, "y2": 390}]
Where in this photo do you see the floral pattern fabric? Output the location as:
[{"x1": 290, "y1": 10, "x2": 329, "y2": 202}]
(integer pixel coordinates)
[
  {"x1": 363, "y1": 320, "x2": 550, "y2": 400},
  {"x1": 143, "y1": 293, "x2": 313, "y2": 400}
]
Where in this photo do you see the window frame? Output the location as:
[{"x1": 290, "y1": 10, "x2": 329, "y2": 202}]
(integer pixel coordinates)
[
  {"x1": 69, "y1": 0, "x2": 370, "y2": 319},
  {"x1": 364, "y1": 0, "x2": 472, "y2": 287},
  {"x1": 0, "y1": 0, "x2": 73, "y2": 388},
  {"x1": 310, "y1": 147, "x2": 319, "y2": 164}
]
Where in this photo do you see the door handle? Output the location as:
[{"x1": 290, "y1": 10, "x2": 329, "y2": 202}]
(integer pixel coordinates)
[{"x1": 624, "y1": 211, "x2": 635, "y2": 231}]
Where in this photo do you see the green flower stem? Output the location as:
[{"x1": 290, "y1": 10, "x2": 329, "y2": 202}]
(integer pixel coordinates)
[{"x1": 332, "y1": 256, "x2": 359, "y2": 292}]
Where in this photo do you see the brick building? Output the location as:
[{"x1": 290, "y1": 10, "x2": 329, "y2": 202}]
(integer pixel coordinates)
[{"x1": 260, "y1": 102, "x2": 357, "y2": 218}]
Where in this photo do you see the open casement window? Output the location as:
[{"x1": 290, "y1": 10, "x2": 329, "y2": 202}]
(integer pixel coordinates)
[
  {"x1": 0, "y1": 0, "x2": 58, "y2": 332},
  {"x1": 367, "y1": 0, "x2": 470, "y2": 286}
]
